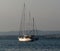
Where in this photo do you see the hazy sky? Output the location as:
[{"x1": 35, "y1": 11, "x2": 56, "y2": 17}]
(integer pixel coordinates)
[{"x1": 0, "y1": 0, "x2": 60, "y2": 32}]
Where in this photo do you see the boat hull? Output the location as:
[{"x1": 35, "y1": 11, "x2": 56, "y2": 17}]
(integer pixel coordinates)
[
  {"x1": 18, "y1": 35, "x2": 39, "y2": 42},
  {"x1": 18, "y1": 37, "x2": 32, "y2": 42}
]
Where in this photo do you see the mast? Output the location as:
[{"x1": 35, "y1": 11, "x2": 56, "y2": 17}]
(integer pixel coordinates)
[
  {"x1": 33, "y1": 17, "x2": 34, "y2": 34},
  {"x1": 23, "y1": 2, "x2": 26, "y2": 35},
  {"x1": 29, "y1": 11, "x2": 31, "y2": 30}
]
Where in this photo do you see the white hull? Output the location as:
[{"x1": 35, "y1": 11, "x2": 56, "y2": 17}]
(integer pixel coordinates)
[{"x1": 18, "y1": 37, "x2": 32, "y2": 42}]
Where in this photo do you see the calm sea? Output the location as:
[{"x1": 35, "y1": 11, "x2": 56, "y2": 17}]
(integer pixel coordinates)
[{"x1": 0, "y1": 35, "x2": 60, "y2": 51}]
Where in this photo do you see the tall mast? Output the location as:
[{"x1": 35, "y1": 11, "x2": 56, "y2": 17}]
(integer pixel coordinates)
[{"x1": 23, "y1": 2, "x2": 26, "y2": 35}]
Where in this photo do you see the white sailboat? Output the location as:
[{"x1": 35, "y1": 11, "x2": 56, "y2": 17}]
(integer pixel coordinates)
[{"x1": 18, "y1": 2, "x2": 38, "y2": 42}]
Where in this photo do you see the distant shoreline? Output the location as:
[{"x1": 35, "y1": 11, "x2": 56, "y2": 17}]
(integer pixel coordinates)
[
  {"x1": 0, "y1": 35, "x2": 60, "y2": 39},
  {"x1": 0, "y1": 31, "x2": 60, "y2": 39}
]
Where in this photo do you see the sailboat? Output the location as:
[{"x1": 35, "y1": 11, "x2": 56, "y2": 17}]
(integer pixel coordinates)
[{"x1": 18, "y1": 2, "x2": 38, "y2": 42}]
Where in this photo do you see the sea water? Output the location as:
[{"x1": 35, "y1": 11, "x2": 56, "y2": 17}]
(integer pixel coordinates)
[{"x1": 0, "y1": 35, "x2": 60, "y2": 51}]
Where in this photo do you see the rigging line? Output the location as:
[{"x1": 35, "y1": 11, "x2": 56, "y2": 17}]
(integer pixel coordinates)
[
  {"x1": 32, "y1": 17, "x2": 38, "y2": 35},
  {"x1": 15, "y1": 0, "x2": 21, "y2": 35},
  {"x1": 34, "y1": 18, "x2": 38, "y2": 35},
  {"x1": 18, "y1": 2, "x2": 26, "y2": 35}
]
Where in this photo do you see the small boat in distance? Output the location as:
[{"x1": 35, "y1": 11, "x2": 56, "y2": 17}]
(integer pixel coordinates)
[{"x1": 18, "y1": 3, "x2": 39, "y2": 42}]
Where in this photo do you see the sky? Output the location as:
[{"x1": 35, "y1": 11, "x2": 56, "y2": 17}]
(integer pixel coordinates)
[{"x1": 0, "y1": 0, "x2": 60, "y2": 32}]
